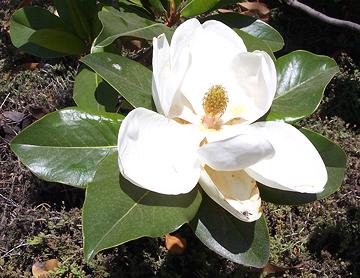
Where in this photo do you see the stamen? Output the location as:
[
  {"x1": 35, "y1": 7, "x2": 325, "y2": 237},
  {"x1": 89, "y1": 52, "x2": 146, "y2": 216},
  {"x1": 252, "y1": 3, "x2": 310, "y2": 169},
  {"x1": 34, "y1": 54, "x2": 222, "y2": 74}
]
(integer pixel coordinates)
[{"x1": 202, "y1": 85, "x2": 228, "y2": 117}]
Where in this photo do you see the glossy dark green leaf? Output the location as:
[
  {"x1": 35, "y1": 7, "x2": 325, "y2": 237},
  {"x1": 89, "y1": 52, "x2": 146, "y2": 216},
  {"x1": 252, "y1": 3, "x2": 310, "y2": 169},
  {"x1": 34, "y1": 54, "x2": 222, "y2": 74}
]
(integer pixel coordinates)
[
  {"x1": 77, "y1": 0, "x2": 98, "y2": 29},
  {"x1": 212, "y1": 0, "x2": 246, "y2": 10},
  {"x1": 11, "y1": 108, "x2": 123, "y2": 188},
  {"x1": 190, "y1": 194, "x2": 269, "y2": 268},
  {"x1": 241, "y1": 20, "x2": 284, "y2": 52},
  {"x1": 235, "y1": 29, "x2": 275, "y2": 61},
  {"x1": 54, "y1": 0, "x2": 94, "y2": 41},
  {"x1": 94, "y1": 6, "x2": 173, "y2": 48},
  {"x1": 29, "y1": 29, "x2": 86, "y2": 55},
  {"x1": 266, "y1": 51, "x2": 339, "y2": 122},
  {"x1": 258, "y1": 128, "x2": 346, "y2": 205},
  {"x1": 9, "y1": 6, "x2": 68, "y2": 57},
  {"x1": 181, "y1": 0, "x2": 220, "y2": 17},
  {"x1": 204, "y1": 13, "x2": 284, "y2": 52},
  {"x1": 81, "y1": 52, "x2": 153, "y2": 110},
  {"x1": 149, "y1": 0, "x2": 166, "y2": 13},
  {"x1": 73, "y1": 66, "x2": 119, "y2": 113},
  {"x1": 118, "y1": 0, "x2": 155, "y2": 20},
  {"x1": 83, "y1": 153, "x2": 202, "y2": 260}
]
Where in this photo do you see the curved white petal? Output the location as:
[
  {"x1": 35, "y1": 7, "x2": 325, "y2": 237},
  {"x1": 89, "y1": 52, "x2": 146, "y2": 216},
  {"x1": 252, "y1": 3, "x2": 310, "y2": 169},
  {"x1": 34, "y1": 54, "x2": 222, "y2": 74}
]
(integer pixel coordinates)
[
  {"x1": 198, "y1": 133, "x2": 274, "y2": 171},
  {"x1": 202, "y1": 20, "x2": 247, "y2": 53},
  {"x1": 153, "y1": 20, "x2": 204, "y2": 119},
  {"x1": 152, "y1": 34, "x2": 170, "y2": 115},
  {"x1": 222, "y1": 51, "x2": 277, "y2": 124},
  {"x1": 170, "y1": 18, "x2": 202, "y2": 64},
  {"x1": 245, "y1": 121, "x2": 327, "y2": 193},
  {"x1": 179, "y1": 21, "x2": 248, "y2": 116},
  {"x1": 118, "y1": 108, "x2": 203, "y2": 195},
  {"x1": 199, "y1": 166, "x2": 262, "y2": 222}
]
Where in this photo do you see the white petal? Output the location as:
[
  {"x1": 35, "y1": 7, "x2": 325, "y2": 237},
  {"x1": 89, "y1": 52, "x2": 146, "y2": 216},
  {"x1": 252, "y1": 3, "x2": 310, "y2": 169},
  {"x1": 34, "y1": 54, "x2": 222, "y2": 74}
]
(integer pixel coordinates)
[
  {"x1": 170, "y1": 18, "x2": 202, "y2": 64},
  {"x1": 153, "y1": 20, "x2": 202, "y2": 118},
  {"x1": 164, "y1": 47, "x2": 191, "y2": 118},
  {"x1": 199, "y1": 166, "x2": 262, "y2": 222},
  {"x1": 198, "y1": 133, "x2": 274, "y2": 171},
  {"x1": 118, "y1": 108, "x2": 203, "y2": 195},
  {"x1": 152, "y1": 34, "x2": 170, "y2": 115},
  {"x1": 222, "y1": 51, "x2": 277, "y2": 124},
  {"x1": 245, "y1": 121, "x2": 327, "y2": 193},
  {"x1": 202, "y1": 20, "x2": 247, "y2": 53},
  {"x1": 180, "y1": 21, "x2": 247, "y2": 116}
]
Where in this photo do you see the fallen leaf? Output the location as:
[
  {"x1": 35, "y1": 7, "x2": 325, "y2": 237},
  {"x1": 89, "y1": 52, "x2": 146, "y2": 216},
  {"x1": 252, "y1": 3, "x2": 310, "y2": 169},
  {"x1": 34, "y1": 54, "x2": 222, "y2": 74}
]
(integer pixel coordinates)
[
  {"x1": 217, "y1": 8, "x2": 233, "y2": 13},
  {"x1": 2, "y1": 111, "x2": 25, "y2": 123},
  {"x1": 238, "y1": 1, "x2": 270, "y2": 16},
  {"x1": 32, "y1": 259, "x2": 60, "y2": 278},
  {"x1": 262, "y1": 262, "x2": 290, "y2": 273},
  {"x1": 123, "y1": 38, "x2": 148, "y2": 51},
  {"x1": 23, "y1": 62, "x2": 39, "y2": 70},
  {"x1": 165, "y1": 233, "x2": 187, "y2": 255},
  {"x1": 18, "y1": 0, "x2": 33, "y2": 8}
]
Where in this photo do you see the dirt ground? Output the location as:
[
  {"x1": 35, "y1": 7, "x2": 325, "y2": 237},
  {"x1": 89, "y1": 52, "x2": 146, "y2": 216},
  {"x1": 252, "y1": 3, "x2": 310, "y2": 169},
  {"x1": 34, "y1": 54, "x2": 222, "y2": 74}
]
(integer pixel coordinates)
[{"x1": 0, "y1": 1, "x2": 359, "y2": 277}]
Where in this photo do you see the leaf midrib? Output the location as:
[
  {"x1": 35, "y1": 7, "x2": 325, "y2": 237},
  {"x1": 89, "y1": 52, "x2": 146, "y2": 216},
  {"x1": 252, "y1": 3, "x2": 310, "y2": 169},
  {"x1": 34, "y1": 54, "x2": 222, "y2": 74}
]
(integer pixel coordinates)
[
  {"x1": 14, "y1": 144, "x2": 117, "y2": 149},
  {"x1": 97, "y1": 20, "x2": 164, "y2": 47},
  {"x1": 274, "y1": 66, "x2": 337, "y2": 100},
  {"x1": 92, "y1": 190, "x2": 150, "y2": 253}
]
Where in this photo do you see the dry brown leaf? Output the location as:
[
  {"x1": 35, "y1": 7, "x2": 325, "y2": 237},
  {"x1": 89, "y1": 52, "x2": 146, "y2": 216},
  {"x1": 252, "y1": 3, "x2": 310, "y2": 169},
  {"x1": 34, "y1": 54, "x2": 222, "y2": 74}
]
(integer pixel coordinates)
[
  {"x1": 23, "y1": 62, "x2": 40, "y2": 70},
  {"x1": 217, "y1": 8, "x2": 233, "y2": 13},
  {"x1": 165, "y1": 233, "x2": 187, "y2": 255},
  {"x1": 262, "y1": 262, "x2": 290, "y2": 273},
  {"x1": 2, "y1": 111, "x2": 25, "y2": 123},
  {"x1": 32, "y1": 259, "x2": 60, "y2": 278},
  {"x1": 122, "y1": 38, "x2": 148, "y2": 51},
  {"x1": 18, "y1": 0, "x2": 33, "y2": 8},
  {"x1": 238, "y1": 2, "x2": 270, "y2": 16}
]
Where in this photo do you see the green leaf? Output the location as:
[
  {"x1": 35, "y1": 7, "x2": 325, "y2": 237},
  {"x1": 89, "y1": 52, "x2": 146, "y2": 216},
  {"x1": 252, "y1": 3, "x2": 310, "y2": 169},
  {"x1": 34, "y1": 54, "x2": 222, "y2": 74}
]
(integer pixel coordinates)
[
  {"x1": 73, "y1": 66, "x2": 119, "y2": 113},
  {"x1": 205, "y1": 13, "x2": 284, "y2": 52},
  {"x1": 53, "y1": 0, "x2": 94, "y2": 41},
  {"x1": 241, "y1": 20, "x2": 284, "y2": 52},
  {"x1": 190, "y1": 194, "x2": 269, "y2": 268},
  {"x1": 149, "y1": 0, "x2": 166, "y2": 13},
  {"x1": 128, "y1": 0, "x2": 144, "y2": 6},
  {"x1": 235, "y1": 29, "x2": 275, "y2": 61},
  {"x1": 118, "y1": 0, "x2": 155, "y2": 20},
  {"x1": 258, "y1": 128, "x2": 346, "y2": 205},
  {"x1": 266, "y1": 51, "x2": 339, "y2": 122},
  {"x1": 29, "y1": 28, "x2": 86, "y2": 55},
  {"x1": 81, "y1": 52, "x2": 153, "y2": 110},
  {"x1": 11, "y1": 108, "x2": 123, "y2": 188},
  {"x1": 83, "y1": 153, "x2": 202, "y2": 260},
  {"x1": 213, "y1": 0, "x2": 245, "y2": 10},
  {"x1": 9, "y1": 6, "x2": 69, "y2": 57},
  {"x1": 94, "y1": 6, "x2": 173, "y2": 48},
  {"x1": 181, "y1": 0, "x2": 220, "y2": 17}
]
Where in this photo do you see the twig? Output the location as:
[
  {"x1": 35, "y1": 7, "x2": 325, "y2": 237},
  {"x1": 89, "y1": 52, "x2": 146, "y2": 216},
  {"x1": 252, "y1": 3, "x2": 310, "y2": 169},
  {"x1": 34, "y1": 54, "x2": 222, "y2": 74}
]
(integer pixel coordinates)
[
  {"x1": 0, "y1": 241, "x2": 28, "y2": 259},
  {"x1": 283, "y1": 0, "x2": 360, "y2": 33},
  {"x1": 0, "y1": 193, "x2": 18, "y2": 207},
  {"x1": 0, "y1": 92, "x2": 10, "y2": 111}
]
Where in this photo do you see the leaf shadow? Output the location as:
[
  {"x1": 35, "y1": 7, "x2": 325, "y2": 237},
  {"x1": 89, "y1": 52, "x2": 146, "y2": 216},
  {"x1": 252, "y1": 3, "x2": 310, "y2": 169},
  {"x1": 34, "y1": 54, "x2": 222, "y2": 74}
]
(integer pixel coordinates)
[
  {"x1": 118, "y1": 173, "x2": 200, "y2": 209},
  {"x1": 307, "y1": 206, "x2": 360, "y2": 275},
  {"x1": 190, "y1": 194, "x2": 262, "y2": 258}
]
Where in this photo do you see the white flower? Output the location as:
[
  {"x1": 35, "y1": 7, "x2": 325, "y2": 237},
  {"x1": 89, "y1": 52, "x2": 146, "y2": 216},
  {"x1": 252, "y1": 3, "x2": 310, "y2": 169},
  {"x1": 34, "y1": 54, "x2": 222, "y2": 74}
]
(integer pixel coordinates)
[{"x1": 117, "y1": 19, "x2": 327, "y2": 222}]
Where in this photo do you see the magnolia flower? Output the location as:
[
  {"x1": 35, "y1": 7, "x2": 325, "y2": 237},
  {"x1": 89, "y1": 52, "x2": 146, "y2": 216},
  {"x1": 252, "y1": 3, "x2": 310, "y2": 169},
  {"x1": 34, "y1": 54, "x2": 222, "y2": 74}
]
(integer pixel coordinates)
[{"x1": 117, "y1": 19, "x2": 327, "y2": 222}]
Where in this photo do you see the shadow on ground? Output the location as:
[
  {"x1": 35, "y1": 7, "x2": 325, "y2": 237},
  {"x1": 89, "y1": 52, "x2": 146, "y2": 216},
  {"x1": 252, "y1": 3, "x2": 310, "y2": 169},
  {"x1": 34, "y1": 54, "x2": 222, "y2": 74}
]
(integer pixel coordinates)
[{"x1": 308, "y1": 207, "x2": 360, "y2": 276}]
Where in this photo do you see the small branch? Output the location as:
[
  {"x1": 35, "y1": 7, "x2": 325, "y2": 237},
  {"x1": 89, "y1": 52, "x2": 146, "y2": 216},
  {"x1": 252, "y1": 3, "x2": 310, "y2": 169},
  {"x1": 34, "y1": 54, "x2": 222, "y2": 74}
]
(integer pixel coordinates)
[
  {"x1": 1, "y1": 241, "x2": 28, "y2": 259},
  {"x1": 283, "y1": 0, "x2": 360, "y2": 33}
]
